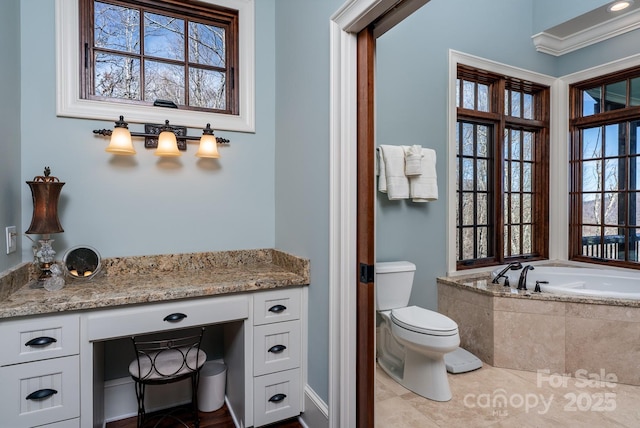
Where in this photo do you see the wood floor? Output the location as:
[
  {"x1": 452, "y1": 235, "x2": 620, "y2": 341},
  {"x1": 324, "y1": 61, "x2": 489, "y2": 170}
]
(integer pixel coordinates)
[{"x1": 105, "y1": 404, "x2": 303, "y2": 428}]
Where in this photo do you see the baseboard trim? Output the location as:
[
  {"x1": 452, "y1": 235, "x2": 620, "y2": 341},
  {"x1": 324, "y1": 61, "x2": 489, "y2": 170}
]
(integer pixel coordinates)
[{"x1": 299, "y1": 384, "x2": 329, "y2": 428}]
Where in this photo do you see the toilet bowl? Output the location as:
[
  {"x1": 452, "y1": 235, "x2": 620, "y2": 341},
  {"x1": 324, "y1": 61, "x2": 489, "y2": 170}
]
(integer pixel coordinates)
[{"x1": 376, "y1": 262, "x2": 460, "y2": 401}]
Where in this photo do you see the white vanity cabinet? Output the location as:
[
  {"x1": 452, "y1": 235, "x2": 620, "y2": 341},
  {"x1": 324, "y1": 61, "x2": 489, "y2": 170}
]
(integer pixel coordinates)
[
  {"x1": 252, "y1": 287, "x2": 303, "y2": 427},
  {"x1": 0, "y1": 314, "x2": 81, "y2": 428}
]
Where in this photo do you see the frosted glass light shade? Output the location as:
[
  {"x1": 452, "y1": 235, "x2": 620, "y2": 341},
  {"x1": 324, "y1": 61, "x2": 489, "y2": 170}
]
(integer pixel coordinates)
[
  {"x1": 155, "y1": 130, "x2": 181, "y2": 157},
  {"x1": 195, "y1": 133, "x2": 220, "y2": 158},
  {"x1": 105, "y1": 126, "x2": 136, "y2": 155}
]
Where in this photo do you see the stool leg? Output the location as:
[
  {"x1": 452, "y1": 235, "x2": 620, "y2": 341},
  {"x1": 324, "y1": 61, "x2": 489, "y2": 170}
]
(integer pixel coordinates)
[
  {"x1": 191, "y1": 373, "x2": 200, "y2": 428},
  {"x1": 134, "y1": 380, "x2": 146, "y2": 428}
]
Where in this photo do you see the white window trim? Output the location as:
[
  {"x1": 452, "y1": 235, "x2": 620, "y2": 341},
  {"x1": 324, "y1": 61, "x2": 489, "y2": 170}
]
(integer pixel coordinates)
[
  {"x1": 55, "y1": 0, "x2": 255, "y2": 132},
  {"x1": 446, "y1": 50, "x2": 559, "y2": 276}
]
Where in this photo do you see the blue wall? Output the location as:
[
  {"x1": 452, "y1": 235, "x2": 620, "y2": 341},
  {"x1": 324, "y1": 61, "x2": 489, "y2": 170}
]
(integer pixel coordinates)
[
  {"x1": 274, "y1": 0, "x2": 342, "y2": 402},
  {"x1": 0, "y1": 0, "x2": 22, "y2": 273},
  {"x1": 19, "y1": 0, "x2": 276, "y2": 260}
]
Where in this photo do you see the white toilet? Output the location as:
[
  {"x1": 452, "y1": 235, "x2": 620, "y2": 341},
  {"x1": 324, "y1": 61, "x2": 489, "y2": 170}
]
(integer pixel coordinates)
[{"x1": 375, "y1": 261, "x2": 460, "y2": 401}]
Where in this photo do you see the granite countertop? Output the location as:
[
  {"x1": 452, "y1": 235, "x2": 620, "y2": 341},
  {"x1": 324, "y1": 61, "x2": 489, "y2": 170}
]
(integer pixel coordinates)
[
  {"x1": 0, "y1": 249, "x2": 309, "y2": 319},
  {"x1": 437, "y1": 273, "x2": 640, "y2": 308}
]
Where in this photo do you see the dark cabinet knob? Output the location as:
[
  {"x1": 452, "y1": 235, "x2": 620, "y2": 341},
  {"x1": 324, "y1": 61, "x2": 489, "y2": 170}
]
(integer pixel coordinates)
[
  {"x1": 25, "y1": 336, "x2": 57, "y2": 347},
  {"x1": 163, "y1": 313, "x2": 187, "y2": 322},
  {"x1": 268, "y1": 304, "x2": 286, "y2": 313},
  {"x1": 26, "y1": 388, "x2": 58, "y2": 400},
  {"x1": 268, "y1": 393, "x2": 287, "y2": 403},
  {"x1": 268, "y1": 344, "x2": 287, "y2": 354}
]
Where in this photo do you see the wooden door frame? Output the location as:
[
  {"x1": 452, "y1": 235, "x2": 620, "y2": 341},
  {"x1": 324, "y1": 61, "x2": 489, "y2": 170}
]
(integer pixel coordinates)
[{"x1": 329, "y1": 2, "x2": 430, "y2": 427}]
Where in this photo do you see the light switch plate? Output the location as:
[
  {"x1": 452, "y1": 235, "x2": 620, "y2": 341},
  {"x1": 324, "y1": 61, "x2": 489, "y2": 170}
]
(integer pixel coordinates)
[{"x1": 5, "y1": 226, "x2": 16, "y2": 254}]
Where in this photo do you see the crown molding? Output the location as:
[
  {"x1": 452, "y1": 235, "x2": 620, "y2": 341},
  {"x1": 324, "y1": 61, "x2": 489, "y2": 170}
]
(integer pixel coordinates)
[{"x1": 532, "y1": 8, "x2": 640, "y2": 56}]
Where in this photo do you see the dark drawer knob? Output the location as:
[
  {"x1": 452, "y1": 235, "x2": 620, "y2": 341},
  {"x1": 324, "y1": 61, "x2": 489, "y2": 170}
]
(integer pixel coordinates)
[
  {"x1": 268, "y1": 344, "x2": 287, "y2": 354},
  {"x1": 268, "y1": 393, "x2": 287, "y2": 403},
  {"x1": 26, "y1": 388, "x2": 58, "y2": 401},
  {"x1": 25, "y1": 336, "x2": 57, "y2": 347},
  {"x1": 163, "y1": 313, "x2": 187, "y2": 322},
  {"x1": 268, "y1": 304, "x2": 286, "y2": 313}
]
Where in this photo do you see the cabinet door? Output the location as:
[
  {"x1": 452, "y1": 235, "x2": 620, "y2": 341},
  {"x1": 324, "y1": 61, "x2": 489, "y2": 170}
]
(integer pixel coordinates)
[
  {"x1": 253, "y1": 320, "x2": 301, "y2": 376},
  {"x1": 253, "y1": 368, "x2": 301, "y2": 427},
  {"x1": 0, "y1": 314, "x2": 79, "y2": 366},
  {"x1": 0, "y1": 355, "x2": 80, "y2": 428},
  {"x1": 253, "y1": 287, "x2": 301, "y2": 326}
]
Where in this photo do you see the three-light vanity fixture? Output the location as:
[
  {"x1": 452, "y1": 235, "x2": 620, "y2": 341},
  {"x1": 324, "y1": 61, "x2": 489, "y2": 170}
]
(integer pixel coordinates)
[{"x1": 93, "y1": 116, "x2": 230, "y2": 158}]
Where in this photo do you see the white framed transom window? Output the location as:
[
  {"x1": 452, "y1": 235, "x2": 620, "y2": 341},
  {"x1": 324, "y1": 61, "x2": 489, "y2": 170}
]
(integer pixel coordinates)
[{"x1": 55, "y1": 0, "x2": 255, "y2": 132}]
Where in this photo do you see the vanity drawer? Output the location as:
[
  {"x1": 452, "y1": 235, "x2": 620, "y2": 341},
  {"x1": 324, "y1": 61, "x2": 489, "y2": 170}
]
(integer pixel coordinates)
[
  {"x1": 86, "y1": 294, "x2": 249, "y2": 340},
  {"x1": 254, "y1": 320, "x2": 301, "y2": 376},
  {"x1": 253, "y1": 287, "x2": 301, "y2": 326},
  {"x1": 253, "y1": 368, "x2": 301, "y2": 427},
  {"x1": 0, "y1": 314, "x2": 79, "y2": 366},
  {"x1": 0, "y1": 355, "x2": 80, "y2": 428}
]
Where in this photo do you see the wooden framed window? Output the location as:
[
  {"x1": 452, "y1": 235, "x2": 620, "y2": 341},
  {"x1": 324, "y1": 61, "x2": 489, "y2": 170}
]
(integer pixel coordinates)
[
  {"x1": 569, "y1": 66, "x2": 640, "y2": 268},
  {"x1": 79, "y1": 0, "x2": 239, "y2": 115},
  {"x1": 456, "y1": 65, "x2": 550, "y2": 269}
]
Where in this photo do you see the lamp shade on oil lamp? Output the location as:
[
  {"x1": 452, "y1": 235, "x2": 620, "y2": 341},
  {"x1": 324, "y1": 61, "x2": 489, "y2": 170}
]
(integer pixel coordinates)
[{"x1": 26, "y1": 167, "x2": 64, "y2": 235}]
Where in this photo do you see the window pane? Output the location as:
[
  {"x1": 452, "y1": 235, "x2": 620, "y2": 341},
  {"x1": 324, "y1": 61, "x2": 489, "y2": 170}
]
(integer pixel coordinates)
[
  {"x1": 631, "y1": 120, "x2": 640, "y2": 155},
  {"x1": 522, "y1": 194, "x2": 532, "y2": 222},
  {"x1": 603, "y1": 192, "x2": 623, "y2": 225},
  {"x1": 463, "y1": 80, "x2": 475, "y2": 109},
  {"x1": 189, "y1": 22, "x2": 226, "y2": 67},
  {"x1": 632, "y1": 158, "x2": 640, "y2": 191},
  {"x1": 461, "y1": 193, "x2": 474, "y2": 225},
  {"x1": 510, "y1": 225, "x2": 520, "y2": 254},
  {"x1": 477, "y1": 125, "x2": 489, "y2": 157},
  {"x1": 630, "y1": 228, "x2": 640, "y2": 261},
  {"x1": 144, "y1": 13, "x2": 185, "y2": 61},
  {"x1": 477, "y1": 193, "x2": 488, "y2": 224},
  {"x1": 510, "y1": 130, "x2": 520, "y2": 160},
  {"x1": 94, "y1": 53, "x2": 140, "y2": 99},
  {"x1": 477, "y1": 84, "x2": 489, "y2": 112},
  {"x1": 94, "y1": 2, "x2": 140, "y2": 53},
  {"x1": 582, "y1": 194, "x2": 601, "y2": 225},
  {"x1": 462, "y1": 228, "x2": 474, "y2": 260},
  {"x1": 582, "y1": 160, "x2": 602, "y2": 192},
  {"x1": 511, "y1": 91, "x2": 521, "y2": 118},
  {"x1": 582, "y1": 226, "x2": 601, "y2": 257},
  {"x1": 605, "y1": 80, "x2": 627, "y2": 111},
  {"x1": 462, "y1": 159, "x2": 474, "y2": 190},
  {"x1": 476, "y1": 159, "x2": 488, "y2": 191},
  {"x1": 631, "y1": 77, "x2": 640, "y2": 107},
  {"x1": 604, "y1": 124, "x2": 622, "y2": 157},
  {"x1": 523, "y1": 93, "x2": 533, "y2": 119},
  {"x1": 510, "y1": 194, "x2": 521, "y2": 223},
  {"x1": 511, "y1": 162, "x2": 521, "y2": 192},
  {"x1": 522, "y1": 224, "x2": 532, "y2": 254},
  {"x1": 144, "y1": 60, "x2": 185, "y2": 104},
  {"x1": 523, "y1": 131, "x2": 533, "y2": 161},
  {"x1": 189, "y1": 68, "x2": 226, "y2": 109},
  {"x1": 456, "y1": 79, "x2": 461, "y2": 108},
  {"x1": 603, "y1": 158, "x2": 623, "y2": 191},
  {"x1": 603, "y1": 227, "x2": 624, "y2": 260},
  {"x1": 477, "y1": 226, "x2": 488, "y2": 258},
  {"x1": 583, "y1": 87, "x2": 601, "y2": 116},
  {"x1": 582, "y1": 127, "x2": 602, "y2": 159},
  {"x1": 462, "y1": 123, "x2": 474, "y2": 156},
  {"x1": 629, "y1": 193, "x2": 640, "y2": 225},
  {"x1": 522, "y1": 163, "x2": 532, "y2": 192}
]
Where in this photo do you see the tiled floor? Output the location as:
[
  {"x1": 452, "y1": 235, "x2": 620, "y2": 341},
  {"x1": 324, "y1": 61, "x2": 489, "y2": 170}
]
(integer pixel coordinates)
[{"x1": 375, "y1": 362, "x2": 640, "y2": 427}]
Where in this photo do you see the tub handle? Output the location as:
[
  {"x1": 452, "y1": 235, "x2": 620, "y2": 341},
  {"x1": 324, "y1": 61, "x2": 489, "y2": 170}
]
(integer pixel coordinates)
[{"x1": 534, "y1": 280, "x2": 548, "y2": 293}]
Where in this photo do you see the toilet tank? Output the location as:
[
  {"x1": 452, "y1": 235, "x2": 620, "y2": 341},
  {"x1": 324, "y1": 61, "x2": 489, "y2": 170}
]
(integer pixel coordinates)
[{"x1": 375, "y1": 261, "x2": 416, "y2": 311}]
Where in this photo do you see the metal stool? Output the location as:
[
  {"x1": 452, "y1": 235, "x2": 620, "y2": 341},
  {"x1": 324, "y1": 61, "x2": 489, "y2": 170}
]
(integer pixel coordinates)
[{"x1": 129, "y1": 328, "x2": 206, "y2": 428}]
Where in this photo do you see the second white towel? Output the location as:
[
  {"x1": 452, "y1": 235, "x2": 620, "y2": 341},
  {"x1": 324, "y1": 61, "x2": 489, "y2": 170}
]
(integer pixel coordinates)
[{"x1": 409, "y1": 148, "x2": 438, "y2": 202}]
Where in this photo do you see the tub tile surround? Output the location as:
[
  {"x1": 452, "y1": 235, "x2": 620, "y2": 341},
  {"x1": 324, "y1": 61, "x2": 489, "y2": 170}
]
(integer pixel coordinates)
[
  {"x1": 0, "y1": 248, "x2": 309, "y2": 319},
  {"x1": 437, "y1": 274, "x2": 640, "y2": 386}
]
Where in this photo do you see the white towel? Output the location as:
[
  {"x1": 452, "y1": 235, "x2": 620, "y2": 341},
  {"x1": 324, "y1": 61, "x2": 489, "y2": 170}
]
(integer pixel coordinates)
[
  {"x1": 377, "y1": 148, "x2": 387, "y2": 193},
  {"x1": 409, "y1": 148, "x2": 438, "y2": 202},
  {"x1": 403, "y1": 145, "x2": 423, "y2": 176},
  {"x1": 379, "y1": 145, "x2": 409, "y2": 200}
]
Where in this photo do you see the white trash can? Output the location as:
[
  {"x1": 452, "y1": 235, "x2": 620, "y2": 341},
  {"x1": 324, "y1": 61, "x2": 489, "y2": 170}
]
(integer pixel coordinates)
[{"x1": 198, "y1": 361, "x2": 227, "y2": 412}]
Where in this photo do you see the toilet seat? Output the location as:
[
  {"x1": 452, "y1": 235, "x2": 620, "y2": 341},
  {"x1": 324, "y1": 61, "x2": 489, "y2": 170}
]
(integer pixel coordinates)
[{"x1": 391, "y1": 306, "x2": 458, "y2": 336}]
